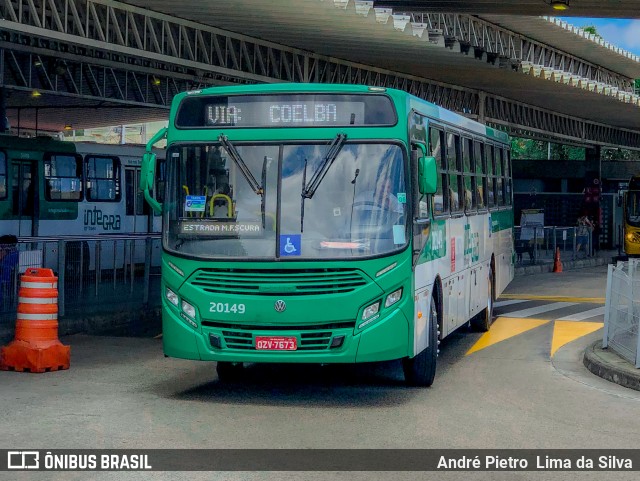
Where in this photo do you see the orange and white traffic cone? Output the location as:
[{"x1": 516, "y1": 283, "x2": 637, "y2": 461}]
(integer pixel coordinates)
[
  {"x1": 552, "y1": 247, "x2": 563, "y2": 273},
  {"x1": 0, "y1": 268, "x2": 70, "y2": 373}
]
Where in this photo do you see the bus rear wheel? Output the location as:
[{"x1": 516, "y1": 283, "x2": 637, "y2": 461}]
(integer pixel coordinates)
[
  {"x1": 471, "y1": 266, "x2": 494, "y2": 332},
  {"x1": 402, "y1": 296, "x2": 438, "y2": 387},
  {"x1": 216, "y1": 361, "x2": 244, "y2": 382}
]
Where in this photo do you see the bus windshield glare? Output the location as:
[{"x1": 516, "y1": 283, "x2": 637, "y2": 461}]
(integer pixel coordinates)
[{"x1": 164, "y1": 142, "x2": 408, "y2": 259}]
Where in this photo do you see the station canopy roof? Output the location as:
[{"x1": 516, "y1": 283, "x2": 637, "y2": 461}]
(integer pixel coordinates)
[
  {"x1": 120, "y1": 0, "x2": 640, "y2": 133},
  {"x1": 13, "y1": 0, "x2": 640, "y2": 137}
]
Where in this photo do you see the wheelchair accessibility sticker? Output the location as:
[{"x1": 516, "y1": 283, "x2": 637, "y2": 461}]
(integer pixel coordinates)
[{"x1": 280, "y1": 235, "x2": 301, "y2": 256}]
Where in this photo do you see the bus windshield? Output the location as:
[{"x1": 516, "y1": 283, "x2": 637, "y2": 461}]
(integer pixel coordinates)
[
  {"x1": 626, "y1": 190, "x2": 640, "y2": 227},
  {"x1": 164, "y1": 142, "x2": 408, "y2": 259}
]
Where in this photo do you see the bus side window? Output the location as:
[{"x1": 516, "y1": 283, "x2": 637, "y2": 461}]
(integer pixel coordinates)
[
  {"x1": 503, "y1": 148, "x2": 512, "y2": 205},
  {"x1": 410, "y1": 113, "x2": 429, "y2": 218},
  {"x1": 485, "y1": 144, "x2": 495, "y2": 209},
  {"x1": 447, "y1": 132, "x2": 462, "y2": 213},
  {"x1": 43, "y1": 153, "x2": 83, "y2": 201},
  {"x1": 463, "y1": 137, "x2": 474, "y2": 212},
  {"x1": 155, "y1": 158, "x2": 166, "y2": 205},
  {"x1": 429, "y1": 127, "x2": 447, "y2": 216},
  {"x1": 495, "y1": 147, "x2": 504, "y2": 207},
  {"x1": 474, "y1": 141, "x2": 485, "y2": 210},
  {"x1": 85, "y1": 156, "x2": 121, "y2": 202}
]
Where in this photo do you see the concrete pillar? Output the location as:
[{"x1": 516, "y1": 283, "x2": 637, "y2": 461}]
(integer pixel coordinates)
[
  {"x1": 585, "y1": 145, "x2": 601, "y2": 179},
  {"x1": 478, "y1": 91, "x2": 486, "y2": 123},
  {"x1": 0, "y1": 87, "x2": 7, "y2": 132}
]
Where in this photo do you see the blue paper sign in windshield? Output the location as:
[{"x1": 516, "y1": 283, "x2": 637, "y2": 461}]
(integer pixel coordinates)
[
  {"x1": 280, "y1": 235, "x2": 301, "y2": 256},
  {"x1": 185, "y1": 195, "x2": 206, "y2": 212}
]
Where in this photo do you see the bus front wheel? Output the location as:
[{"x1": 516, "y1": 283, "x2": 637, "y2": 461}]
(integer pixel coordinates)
[
  {"x1": 216, "y1": 361, "x2": 244, "y2": 382},
  {"x1": 402, "y1": 296, "x2": 438, "y2": 387}
]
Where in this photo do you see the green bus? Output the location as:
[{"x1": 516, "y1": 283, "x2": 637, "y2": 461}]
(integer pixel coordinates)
[{"x1": 141, "y1": 83, "x2": 514, "y2": 386}]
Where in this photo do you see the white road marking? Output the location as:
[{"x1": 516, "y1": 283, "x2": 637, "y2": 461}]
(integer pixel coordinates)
[
  {"x1": 556, "y1": 306, "x2": 606, "y2": 322},
  {"x1": 501, "y1": 302, "x2": 578, "y2": 318},
  {"x1": 495, "y1": 299, "x2": 529, "y2": 308}
]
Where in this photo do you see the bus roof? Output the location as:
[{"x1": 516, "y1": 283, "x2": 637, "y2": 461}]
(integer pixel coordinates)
[{"x1": 0, "y1": 134, "x2": 76, "y2": 154}]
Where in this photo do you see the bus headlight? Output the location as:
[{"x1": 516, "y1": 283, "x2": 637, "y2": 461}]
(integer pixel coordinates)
[
  {"x1": 362, "y1": 301, "x2": 380, "y2": 320},
  {"x1": 385, "y1": 288, "x2": 403, "y2": 308},
  {"x1": 182, "y1": 300, "x2": 196, "y2": 319},
  {"x1": 165, "y1": 287, "x2": 179, "y2": 307},
  {"x1": 627, "y1": 233, "x2": 640, "y2": 243}
]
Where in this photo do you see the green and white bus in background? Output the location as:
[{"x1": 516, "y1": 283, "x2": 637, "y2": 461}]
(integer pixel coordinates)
[{"x1": 141, "y1": 83, "x2": 514, "y2": 386}]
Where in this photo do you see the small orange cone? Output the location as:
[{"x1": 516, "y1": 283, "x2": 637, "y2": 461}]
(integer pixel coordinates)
[
  {"x1": 552, "y1": 247, "x2": 563, "y2": 273},
  {"x1": 0, "y1": 268, "x2": 70, "y2": 373}
]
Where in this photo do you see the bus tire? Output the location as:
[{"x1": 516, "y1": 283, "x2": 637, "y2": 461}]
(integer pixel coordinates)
[
  {"x1": 471, "y1": 266, "x2": 494, "y2": 332},
  {"x1": 216, "y1": 361, "x2": 244, "y2": 382},
  {"x1": 402, "y1": 295, "x2": 438, "y2": 387}
]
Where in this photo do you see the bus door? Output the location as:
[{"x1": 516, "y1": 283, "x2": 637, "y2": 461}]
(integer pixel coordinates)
[
  {"x1": 124, "y1": 167, "x2": 150, "y2": 233},
  {"x1": 11, "y1": 160, "x2": 37, "y2": 237}
]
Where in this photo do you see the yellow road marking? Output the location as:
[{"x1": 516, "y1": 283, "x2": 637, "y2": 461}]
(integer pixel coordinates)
[
  {"x1": 550, "y1": 321, "x2": 603, "y2": 357},
  {"x1": 466, "y1": 317, "x2": 551, "y2": 356},
  {"x1": 500, "y1": 294, "x2": 605, "y2": 304}
]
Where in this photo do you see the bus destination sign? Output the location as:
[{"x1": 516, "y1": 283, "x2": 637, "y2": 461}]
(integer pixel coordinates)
[
  {"x1": 175, "y1": 94, "x2": 396, "y2": 128},
  {"x1": 206, "y1": 100, "x2": 365, "y2": 127}
]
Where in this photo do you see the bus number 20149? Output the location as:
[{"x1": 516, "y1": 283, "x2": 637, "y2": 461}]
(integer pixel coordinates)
[{"x1": 209, "y1": 302, "x2": 246, "y2": 314}]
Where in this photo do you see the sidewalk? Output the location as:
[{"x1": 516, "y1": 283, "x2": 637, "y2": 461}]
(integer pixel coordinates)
[{"x1": 514, "y1": 249, "x2": 617, "y2": 276}]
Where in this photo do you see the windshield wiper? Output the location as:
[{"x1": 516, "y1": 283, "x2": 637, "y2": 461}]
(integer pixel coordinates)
[
  {"x1": 218, "y1": 134, "x2": 263, "y2": 195},
  {"x1": 301, "y1": 133, "x2": 347, "y2": 199},
  {"x1": 300, "y1": 134, "x2": 347, "y2": 232}
]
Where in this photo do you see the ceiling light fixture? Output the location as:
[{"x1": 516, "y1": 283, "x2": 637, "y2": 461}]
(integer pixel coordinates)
[
  {"x1": 64, "y1": 124, "x2": 73, "y2": 131},
  {"x1": 550, "y1": 0, "x2": 570, "y2": 11},
  {"x1": 152, "y1": 77, "x2": 161, "y2": 86},
  {"x1": 31, "y1": 90, "x2": 42, "y2": 98}
]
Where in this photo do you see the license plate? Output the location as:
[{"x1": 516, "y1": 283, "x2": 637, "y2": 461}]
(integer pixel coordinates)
[{"x1": 255, "y1": 336, "x2": 297, "y2": 351}]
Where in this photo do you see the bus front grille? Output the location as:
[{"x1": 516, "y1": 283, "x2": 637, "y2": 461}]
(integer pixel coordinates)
[{"x1": 190, "y1": 268, "x2": 367, "y2": 296}]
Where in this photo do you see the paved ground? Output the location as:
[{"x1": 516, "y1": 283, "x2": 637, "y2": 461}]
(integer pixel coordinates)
[{"x1": 2, "y1": 265, "x2": 640, "y2": 481}]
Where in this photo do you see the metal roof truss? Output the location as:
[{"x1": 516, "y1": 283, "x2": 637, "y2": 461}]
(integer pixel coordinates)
[{"x1": 0, "y1": 0, "x2": 638, "y2": 149}]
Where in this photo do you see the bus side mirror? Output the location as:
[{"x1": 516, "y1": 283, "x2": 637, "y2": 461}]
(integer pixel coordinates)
[
  {"x1": 141, "y1": 152, "x2": 162, "y2": 214},
  {"x1": 419, "y1": 156, "x2": 437, "y2": 195}
]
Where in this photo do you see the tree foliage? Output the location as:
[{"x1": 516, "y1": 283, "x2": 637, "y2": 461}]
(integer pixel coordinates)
[
  {"x1": 602, "y1": 148, "x2": 636, "y2": 161},
  {"x1": 510, "y1": 137, "x2": 584, "y2": 160},
  {"x1": 582, "y1": 25, "x2": 602, "y2": 39}
]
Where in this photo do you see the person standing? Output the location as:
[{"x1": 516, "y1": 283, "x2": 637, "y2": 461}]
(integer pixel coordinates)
[
  {"x1": 576, "y1": 211, "x2": 594, "y2": 257},
  {"x1": 0, "y1": 234, "x2": 19, "y2": 310}
]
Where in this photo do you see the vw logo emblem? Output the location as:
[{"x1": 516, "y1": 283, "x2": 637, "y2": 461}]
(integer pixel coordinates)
[{"x1": 274, "y1": 300, "x2": 286, "y2": 312}]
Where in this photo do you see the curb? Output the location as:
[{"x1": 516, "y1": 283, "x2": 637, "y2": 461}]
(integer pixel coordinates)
[
  {"x1": 515, "y1": 256, "x2": 609, "y2": 276},
  {"x1": 583, "y1": 340, "x2": 640, "y2": 391}
]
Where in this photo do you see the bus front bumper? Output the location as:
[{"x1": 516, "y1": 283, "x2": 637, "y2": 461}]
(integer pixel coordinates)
[{"x1": 161, "y1": 303, "x2": 410, "y2": 364}]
